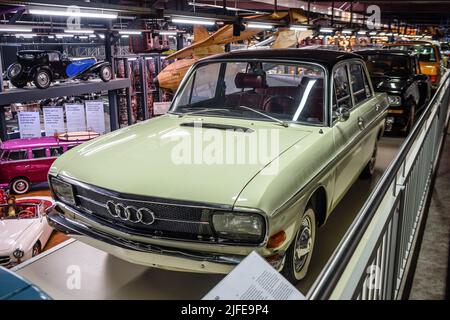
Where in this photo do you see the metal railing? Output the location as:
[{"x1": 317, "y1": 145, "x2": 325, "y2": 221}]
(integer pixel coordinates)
[{"x1": 307, "y1": 71, "x2": 450, "y2": 300}]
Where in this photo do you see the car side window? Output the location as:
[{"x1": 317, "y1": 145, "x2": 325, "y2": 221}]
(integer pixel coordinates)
[
  {"x1": 333, "y1": 65, "x2": 352, "y2": 114},
  {"x1": 8, "y1": 150, "x2": 28, "y2": 161},
  {"x1": 349, "y1": 63, "x2": 371, "y2": 105},
  {"x1": 48, "y1": 52, "x2": 60, "y2": 62},
  {"x1": 32, "y1": 148, "x2": 47, "y2": 159},
  {"x1": 50, "y1": 147, "x2": 64, "y2": 157}
]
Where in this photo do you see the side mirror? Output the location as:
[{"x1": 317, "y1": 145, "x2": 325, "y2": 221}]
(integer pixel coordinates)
[
  {"x1": 414, "y1": 74, "x2": 428, "y2": 81},
  {"x1": 336, "y1": 106, "x2": 350, "y2": 122}
]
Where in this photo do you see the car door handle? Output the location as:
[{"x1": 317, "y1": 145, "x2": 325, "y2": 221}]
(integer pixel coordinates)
[{"x1": 358, "y1": 117, "x2": 366, "y2": 130}]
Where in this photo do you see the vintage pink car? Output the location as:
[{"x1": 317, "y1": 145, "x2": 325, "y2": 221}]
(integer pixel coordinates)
[{"x1": 0, "y1": 132, "x2": 99, "y2": 194}]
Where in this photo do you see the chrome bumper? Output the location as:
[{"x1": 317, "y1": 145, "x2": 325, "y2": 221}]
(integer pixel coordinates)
[{"x1": 46, "y1": 202, "x2": 246, "y2": 274}]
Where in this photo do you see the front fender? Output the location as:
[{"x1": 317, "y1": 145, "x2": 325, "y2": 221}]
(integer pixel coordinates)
[{"x1": 80, "y1": 61, "x2": 110, "y2": 75}]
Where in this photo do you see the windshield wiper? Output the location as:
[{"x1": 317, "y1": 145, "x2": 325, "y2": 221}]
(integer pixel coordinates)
[
  {"x1": 173, "y1": 108, "x2": 230, "y2": 118},
  {"x1": 237, "y1": 105, "x2": 289, "y2": 128}
]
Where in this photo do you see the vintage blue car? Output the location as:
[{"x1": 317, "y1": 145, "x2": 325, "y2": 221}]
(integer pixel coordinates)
[
  {"x1": 0, "y1": 267, "x2": 51, "y2": 300},
  {"x1": 6, "y1": 50, "x2": 112, "y2": 89}
]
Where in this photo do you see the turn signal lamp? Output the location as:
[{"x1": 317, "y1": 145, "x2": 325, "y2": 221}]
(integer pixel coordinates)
[{"x1": 267, "y1": 231, "x2": 286, "y2": 249}]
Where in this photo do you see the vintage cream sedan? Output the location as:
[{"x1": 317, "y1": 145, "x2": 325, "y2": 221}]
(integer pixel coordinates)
[{"x1": 47, "y1": 49, "x2": 388, "y2": 283}]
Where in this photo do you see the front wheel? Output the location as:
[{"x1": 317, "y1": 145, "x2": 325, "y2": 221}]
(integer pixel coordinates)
[
  {"x1": 33, "y1": 69, "x2": 52, "y2": 89},
  {"x1": 281, "y1": 206, "x2": 316, "y2": 284},
  {"x1": 10, "y1": 178, "x2": 30, "y2": 194},
  {"x1": 32, "y1": 242, "x2": 41, "y2": 257},
  {"x1": 99, "y1": 65, "x2": 112, "y2": 82}
]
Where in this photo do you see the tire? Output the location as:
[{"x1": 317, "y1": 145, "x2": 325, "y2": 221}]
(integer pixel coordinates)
[
  {"x1": 10, "y1": 79, "x2": 27, "y2": 88},
  {"x1": 281, "y1": 206, "x2": 316, "y2": 284},
  {"x1": 33, "y1": 69, "x2": 52, "y2": 89},
  {"x1": 360, "y1": 143, "x2": 378, "y2": 179},
  {"x1": 10, "y1": 178, "x2": 30, "y2": 195},
  {"x1": 99, "y1": 65, "x2": 112, "y2": 82},
  {"x1": 404, "y1": 103, "x2": 417, "y2": 135},
  {"x1": 7, "y1": 62, "x2": 23, "y2": 80},
  {"x1": 32, "y1": 242, "x2": 41, "y2": 257}
]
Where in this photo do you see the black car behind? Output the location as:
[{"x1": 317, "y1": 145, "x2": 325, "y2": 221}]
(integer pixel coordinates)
[{"x1": 356, "y1": 49, "x2": 431, "y2": 134}]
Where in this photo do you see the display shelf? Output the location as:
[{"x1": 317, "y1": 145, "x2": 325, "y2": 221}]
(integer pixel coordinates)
[{"x1": 0, "y1": 78, "x2": 131, "y2": 107}]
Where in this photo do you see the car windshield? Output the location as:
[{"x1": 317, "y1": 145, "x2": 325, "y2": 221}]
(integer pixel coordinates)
[
  {"x1": 0, "y1": 203, "x2": 39, "y2": 220},
  {"x1": 363, "y1": 54, "x2": 411, "y2": 77},
  {"x1": 387, "y1": 45, "x2": 436, "y2": 62},
  {"x1": 171, "y1": 61, "x2": 326, "y2": 125}
]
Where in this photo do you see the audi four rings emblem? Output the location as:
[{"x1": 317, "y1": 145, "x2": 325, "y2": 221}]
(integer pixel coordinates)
[{"x1": 106, "y1": 201, "x2": 156, "y2": 225}]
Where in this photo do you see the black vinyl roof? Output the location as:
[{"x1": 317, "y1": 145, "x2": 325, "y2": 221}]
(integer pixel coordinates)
[
  {"x1": 205, "y1": 49, "x2": 363, "y2": 71},
  {"x1": 355, "y1": 49, "x2": 416, "y2": 57}
]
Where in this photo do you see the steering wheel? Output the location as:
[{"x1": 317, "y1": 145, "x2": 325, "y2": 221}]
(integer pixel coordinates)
[
  {"x1": 17, "y1": 210, "x2": 35, "y2": 219},
  {"x1": 263, "y1": 95, "x2": 295, "y2": 112}
]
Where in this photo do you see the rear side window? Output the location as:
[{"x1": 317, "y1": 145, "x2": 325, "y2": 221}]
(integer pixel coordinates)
[
  {"x1": 333, "y1": 65, "x2": 352, "y2": 112},
  {"x1": 7, "y1": 150, "x2": 28, "y2": 161},
  {"x1": 349, "y1": 63, "x2": 372, "y2": 105},
  {"x1": 32, "y1": 148, "x2": 47, "y2": 159},
  {"x1": 50, "y1": 147, "x2": 64, "y2": 157}
]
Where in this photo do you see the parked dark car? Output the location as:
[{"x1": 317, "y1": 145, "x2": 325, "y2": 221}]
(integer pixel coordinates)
[
  {"x1": 6, "y1": 50, "x2": 113, "y2": 89},
  {"x1": 356, "y1": 49, "x2": 431, "y2": 134}
]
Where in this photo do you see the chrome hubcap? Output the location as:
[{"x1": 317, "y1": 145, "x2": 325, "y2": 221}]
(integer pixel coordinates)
[
  {"x1": 102, "y1": 68, "x2": 111, "y2": 80},
  {"x1": 15, "y1": 181, "x2": 26, "y2": 191},
  {"x1": 10, "y1": 64, "x2": 21, "y2": 77},
  {"x1": 294, "y1": 215, "x2": 313, "y2": 272},
  {"x1": 38, "y1": 73, "x2": 49, "y2": 86}
]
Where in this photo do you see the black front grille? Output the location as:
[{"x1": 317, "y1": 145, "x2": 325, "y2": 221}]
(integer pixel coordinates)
[
  {"x1": 0, "y1": 256, "x2": 10, "y2": 266},
  {"x1": 71, "y1": 185, "x2": 216, "y2": 242}
]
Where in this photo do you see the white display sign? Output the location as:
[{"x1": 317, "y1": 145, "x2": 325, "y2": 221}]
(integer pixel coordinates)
[
  {"x1": 18, "y1": 111, "x2": 41, "y2": 139},
  {"x1": 85, "y1": 101, "x2": 106, "y2": 134},
  {"x1": 65, "y1": 104, "x2": 87, "y2": 132},
  {"x1": 153, "y1": 102, "x2": 171, "y2": 115},
  {"x1": 203, "y1": 251, "x2": 306, "y2": 300},
  {"x1": 43, "y1": 107, "x2": 65, "y2": 136}
]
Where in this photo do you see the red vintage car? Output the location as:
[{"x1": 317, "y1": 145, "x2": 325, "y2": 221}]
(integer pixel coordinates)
[{"x1": 0, "y1": 132, "x2": 98, "y2": 194}]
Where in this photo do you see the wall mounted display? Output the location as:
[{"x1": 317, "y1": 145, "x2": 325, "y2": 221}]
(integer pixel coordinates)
[
  {"x1": 43, "y1": 107, "x2": 65, "y2": 136},
  {"x1": 85, "y1": 101, "x2": 106, "y2": 134},
  {"x1": 65, "y1": 104, "x2": 87, "y2": 132},
  {"x1": 18, "y1": 111, "x2": 41, "y2": 138}
]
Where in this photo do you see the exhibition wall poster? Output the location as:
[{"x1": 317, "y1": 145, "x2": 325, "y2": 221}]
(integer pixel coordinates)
[
  {"x1": 43, "y1": 107, "x2": 65, "y2": 136},
  {"x1": 65, "y1": 104, "x2": 87, "y2": 132},
  {"x1": 18, "y1": 111, "x2": 41, "y2": 139},
  {"x1": 85, "y1": 101, "x2": 106, "y2": 134}
]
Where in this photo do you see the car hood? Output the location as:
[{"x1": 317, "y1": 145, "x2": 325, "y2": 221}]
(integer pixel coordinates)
[
  {"x1": 51, "y1": 115, "x2": 312, "y2": 206},
  {"x1": 0, "y1": 220, "x2": 36, "y2": 253},
  {"x1": 371, "y1": 76, "x2": 409, "y2": 93}
]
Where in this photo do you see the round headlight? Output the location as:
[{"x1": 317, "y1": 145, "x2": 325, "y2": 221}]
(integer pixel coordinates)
[{"x1": 13, "y1": 249, "x2": 24, "y2": 259}]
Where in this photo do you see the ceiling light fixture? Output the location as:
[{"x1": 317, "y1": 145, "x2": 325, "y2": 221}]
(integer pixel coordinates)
[
  {"x1": 290, "y1": 25, "x2": 310, "y2": 31},
  {"x1": 172, "y1": 18, "x2": 215, "y2": 26},
  {"x1": 64, "y1": 29, "x2": 94, "y2": 34},
  {"x1": 0, "y1": 26, "x2": 32, "y2": 32},
  {"x1": 320, "y1": 27, "x2": 335, "y2": 33},
  {"x1": 118, "y1": 30, "x2": 142, "y2": 35},
  {"x1": 247, "y1": 22, "x2": 274, "y2": 29},
  {"x1": 159, "y1": 31, "x2": 178, "y2": 36},
  {"x1": 29, "y1": 9, "x2": 117, "y2": 19}
]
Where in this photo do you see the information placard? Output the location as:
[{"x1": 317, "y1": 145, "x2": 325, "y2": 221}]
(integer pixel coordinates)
[
  {"x1": 18, "y1": 111, "x2": 41, "y2": 139},
  {"x1": 203, "y1": 251, "x2": 305, "y2": 300},
  {"x1": 43, "y1": 107, "x2": 65, "y2": 136},
  {"x1": 85, "y1": 101, "x2": 106, "y2": 134},
  {"x1": 65, "y1": 104, "x2": 87, "y2": 132}
]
